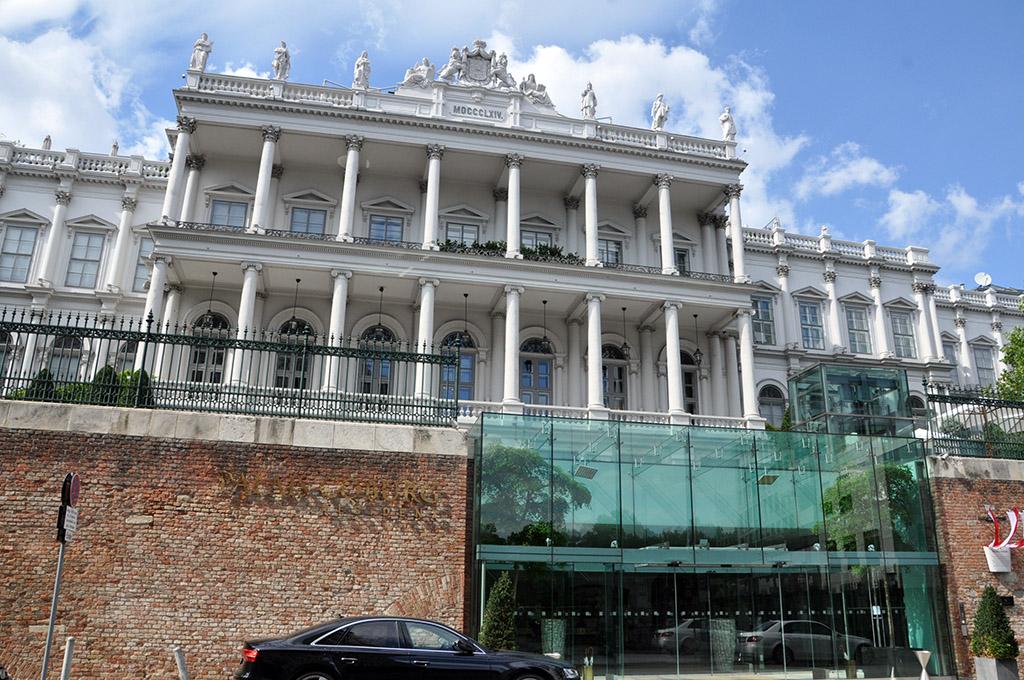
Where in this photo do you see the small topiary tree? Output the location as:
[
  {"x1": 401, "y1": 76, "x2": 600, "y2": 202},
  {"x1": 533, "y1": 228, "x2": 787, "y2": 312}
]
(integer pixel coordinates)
[
  {"x1": 91, "y1": 365, "x2": 121, "y2": 405},
  {"x1": 26, "y1": 368, "x2": 56, "y2": 401},
  {"x1": 117, "y1": 369, "x2": 154, "y2": 408},
  {"x1": 478, "y1": 571, "x2": 516, "y2": 651},
  {"x1": 971, "y1": 585, "x2": 1020, "y2": 660}
]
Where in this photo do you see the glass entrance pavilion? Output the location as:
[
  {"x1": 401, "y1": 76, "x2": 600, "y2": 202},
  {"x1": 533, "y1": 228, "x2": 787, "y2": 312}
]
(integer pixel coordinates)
[{"x1": 471, "y1": 414, "x2": 953, "y2": 679}]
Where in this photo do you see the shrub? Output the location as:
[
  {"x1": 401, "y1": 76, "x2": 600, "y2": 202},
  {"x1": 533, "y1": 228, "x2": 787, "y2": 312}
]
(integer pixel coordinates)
[
  {"x1": 117, "y1": 369, "x2": 155, "y2": 408},
  {"x1": 971, "y1": 585, "x2": 1019, "y2": 659},
  {"x1": 26, "y1": 368, "x2": 56, "y2": 401},
  {"x1": 478, "y1": 571, "x2": 517, "y2": 651},
  {"x1": 90, "y1": 365, "x2": 122, "y2": 406},
  {"x1": 55, "y1": 382, "x2": 93, "y2": 403}
]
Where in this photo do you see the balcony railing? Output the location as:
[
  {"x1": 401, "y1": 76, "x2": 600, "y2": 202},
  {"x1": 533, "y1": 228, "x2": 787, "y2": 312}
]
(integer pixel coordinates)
[{"x1": 0, "y1": 308, "x2": 460, "y2": 427}]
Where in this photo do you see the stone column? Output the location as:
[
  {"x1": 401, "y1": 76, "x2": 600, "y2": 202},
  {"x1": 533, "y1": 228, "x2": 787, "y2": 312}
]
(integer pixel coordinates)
[
  {"x1": 955, "y1": 316, "x2": 974, "y2": 383},
  {"x1": 493, "y1": 189, "x2": 508, "y2": 244},
  {"x1": 715, "y1": 215, "x2": 730, "y2": 277},
  {"x1": 236, "y1": 263, "x2": 262, "y2": 338},
  {"x1": 868, "y1": 271, "x2": 892, "y2": 357},
  {"x1": 581, "y1": 164, "x2": 600, "y2": 266},
  {"x1": 502, "y1": 286, "x2": 523, "y2": 407},
  {"x1": 155, "y1": 285, "x2": 182, "y2": 379},
  {"x1": 490, "y1": 312, "x2": 505, "y2": 402},
  {"x1": 586, "y1": 294, "x2": 607, "y2": 414},
  {"x1": 161, "y1": 116, "x2": 195, "y2": 221},
  {"x1": 699, "y1": 212, "x2": 716, "y2": 273},
  {"x1": 725, "y1": 333, "x2": 741, "y2": 417},
  {"x1": 913, "y1": 281, "x2": 938, "y2": 361},
  {"x1": 179, "y1": 154, "x2": 205, "y2": 223},
  {"x1": 268, "y1": 164, "x2": 284, "y2": 226},
  {"x1": 992, "y1": 318, "x2": 1007, "y2": 373},
  {"x1": 567, "y1": 318, "x2": 583, "y2": 407},
  {"x1": 251, "y1": 125, "x2": 281, "y2": 230},
  {"x1": 724, "y1": 184, "x2": 747, "y2": 282},
  {"x1": 505, "y1": 154, "x2": 523, "y2": 258},
  {"x1": 36, "y1": 187, "x2": 72, "y2": 286},
  {"x1": 824, "y1": 268, "x2": 843, "y2": 351},
  {"x1": 415, "y1": 278, "x2": 439, "y2": 397},
  {"x1": 631, "y1": 324, "x2": 653, "y2": 412},
  {"x1": 632, "y1": 205, "x2": 649, "y2": 267},
  {"x1": 776, "y1": 260, "x2": 797, "y2": 349},
  {"x1": 103, "y1": 191, "x2": 139, "y2": 292},
  {"x1": 422, "y1": 144, "x2": 444, "y2": 249},
  {"x1": 323, "y1": 269, "x2": 352, "y2": 391},
  {"x1": 708, "y1": 332, "x2": 726, "y2": 416},
  {"x1": 737, "y1": 309, "x2": 760, "y2": 420},
  {"x1": 929, "y1": 292, "x2": 944, "y2": 361},
  {"x1": 655, "y1": 174, "x2": 677, "y2": 275},
  {"x1": 336, "y1": 135, "x2": 362, "y2": 242},
  {"x1": 565, "y1": 197, "x2": 580, "y2": 254},
  {"x1": 135, "y1": 255, "x2": 170, "y2": 372},
  {"x1": 663, "y1": 302, "x2": 686, "y2": 423}
]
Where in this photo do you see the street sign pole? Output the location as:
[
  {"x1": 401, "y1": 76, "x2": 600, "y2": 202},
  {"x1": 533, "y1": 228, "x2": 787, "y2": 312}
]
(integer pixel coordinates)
[
  {"x1": 41, "y1": 473, "x2": 80, "y2": 680},
  {"x1": 40, "y1": 541, "x2": 66, "y2": 680}
]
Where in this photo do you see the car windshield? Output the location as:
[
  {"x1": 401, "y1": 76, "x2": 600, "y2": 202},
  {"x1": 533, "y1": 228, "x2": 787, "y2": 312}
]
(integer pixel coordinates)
[{"x1": 755, "y1": 621, "x2": 779, "y2": 631}]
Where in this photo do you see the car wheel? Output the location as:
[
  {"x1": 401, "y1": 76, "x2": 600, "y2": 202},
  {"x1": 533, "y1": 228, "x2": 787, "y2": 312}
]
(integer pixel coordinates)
[
  {"x1": 773, "y1": 645, "x2": 793, "y2": 665},
  {"x1": 681, "y1": 637, "x2": 697, "y2": 654},
  {"x1": 294, "y1": 672, "x2": 338, "y2": 680},
  {"x1": 854, "y1": 645, "x2": 868, "y2": 664}
]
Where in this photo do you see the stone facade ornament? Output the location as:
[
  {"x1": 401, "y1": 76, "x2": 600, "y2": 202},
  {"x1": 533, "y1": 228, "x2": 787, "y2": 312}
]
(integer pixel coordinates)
[
  {"x1": 519, "y1": 74, "x2": 553, "y2": 106},
  {"x1": 776, "y1": 264, "x2": 791, "y2": 277},
  {"x1": 493, "y1": 188, "x2": 509, "y2": 202},
  {"x1": 650, "y1": 94, "x2": 669, "y2": 131},
  {"x1": 504, "y1": 153, "x2": 524, "y2": 169},
  {"x1": 177, "y1": 116, "x2": 197, "y2": 134},
  {"x1": 352, "y1": 51, "x2": 371, "y2": 89},
  {"x1": 632, "y1": 204, "x2": 648, "y2": 219},
  {"x1": 580, "y1": 164, "x2": 600, "y2": 179},
  {"x1": 450, "y1": 40, "x2": 501, "y2": 88},
  {"x1": 261, "y1": 125, "x2": 282, "y2": 143},
  {"x1": 271, "y1": 164, "x2": 284, "y2": 179},
  {"x1": 954, "y1": 317, "x2": 967, "y2": 329},
  {"x1": 653, "y1": 174, "x2": 672, "y2": 189},
  {"x1": 110, "y1": 140, "x2": 119, "y2": 156},
  {"x1": 272, "y1": 41, "x2": 291, "y2": 81},
  {"x1": 719, "y1": 106, "x2": 737, "y2": 142},
  {"x1": 438, "y1": 47, "x2": 463, "y2": 83},
  {"x1": 400, "y1": 58, "x2": 435, "y2": 88},
  {"x1": 54, "y1": 190, "x2": 72, "y2": 206},
  {"x1": 345, "y1": 135, "x2": 364, "y2": 151},
  {"x1": 121, "y1": 196, "x2": 138, "y2": 212},
  {"x1": 189, "y1": 33, "x2": 213, "y2": 72},
  {"x1": 186, "y1": 154, "x2": 206, "y2": 170},
  {"x1": 564, "y1": 196, "x2": 580, "y2": 210},
  {"x1": 581, "y1": 82, "x2": 597, "y2": 119},
  {"x1": 823, "y1": 270, "x2": 838, "y2": 284},
  {"x1": 491, "y1": 53, "x2": 516, "y2": 89},
  {"x1": 869, "y1": 275, "x2": 882, "y2": 288},
  {"x1": 723, "y1": 184, "x2": 742, "y2": 199},
  {"x1": 426, "y1": 144, "x2": 445, "y2": 161},
  {"x1": 993, "y1": 321, "x2": 1004, "y2": 332}
]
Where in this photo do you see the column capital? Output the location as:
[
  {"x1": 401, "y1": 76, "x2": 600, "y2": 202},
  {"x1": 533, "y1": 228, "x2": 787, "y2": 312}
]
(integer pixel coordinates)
[
  {"x1": 271, "y1": 164, "x2": 284, "y2": 179},
  {"x1": 567, "y1": 317, "x2": 584, "y2": 327},
  {"x1": 823, "y1": 270, "x2": 838, "y2": 284},
  {"x1": 992, "y1": 320, "x2": 1004, "y2": 332},
  {"x1": 662, "y1": 301, "x2": 681, "y2": 312},
  {"x1": 176, "y1": 116, "x2": 197, "y2": 134},
  {"x1": 185, "y1": 154, "x2": 206, "y2": 170},
  {"x1": 638, "y1": 323, "x2": 656, "y2": 334},
  {"x1": 723, "y1": 183, "x2": 743, "y2": 199},
  {"x1": 490, "y1": 310, "x2": 506, "y2": 319},
  {"x1": 586, "y1": 293, "x2": 605, "y2": 303},
  {"x1": 240, "y1": 262, "x2": 263, "y2": 274},
  {"x1": 345, "y1": 135, "x2": 364, "y2": 151},
  {"x1": 418, "y1": 278, "x2": 440, "y2": 288},
  {"x1": 329, "y1": 269, "x2": 353, "y2": 280},
  {"x1": 165, "y1": 283, "x2": 184, "y2": 295},
  {"x1": 493, "y1": 187, "x2": 509, "y2": 202},
  {"x1": 697, "y1": 211, "x2": 716, "y2": 227},
  {"x1": 580, "y1": 163, "x2": 600, "y2": 179},
  {"x1": 653, "y1": 173, "x2": 673, "y2": 189},
  {"x1": 734, "y1": 307, "x2": 754, "y2": 319},
  {"x1": 419, "y1": 179, "x2": 429, "y2": 194},
  {"x1": 776, "y1": 264, "x2": 790, "y2": 278},
  {"x1": 632, "y1": 203, "x2": 648, "y2": 219},
  {"x1": 713, "y1": 214, "x2": 730, "y2": 230},
  {"x1": 564, "y1": 195, "x2": 581, "y2": 210},
  {"x1": 261, "y1": 125, "x2": 282, "y2": 142},
  {"x1": 54, "y1": 189, "x2": 72, "y2": 206},
  {"x1": 504, "y1": 153, "x2": 524, "y2": 169},
  {"x1": 426, "y1": 144, "x2": 445, "y2": 160},
  {"x1": 954, "y1": 316, "x2": 967, "y2": 329},
  {"x1": 504, "y1": 285, "x2": 524, "y2": 295},
  {"x1": 868, "y1": 275, "x2": 882, "y2": 289},
  {"x1": 152, "y1": 253, "x2": 173, "y2": 266},
  {"x1": 912, "y1": 281, "x2": 933, "y2": 294},
  {"x1": 120, "y1": 196, "x2": 138, "y2": 212}
]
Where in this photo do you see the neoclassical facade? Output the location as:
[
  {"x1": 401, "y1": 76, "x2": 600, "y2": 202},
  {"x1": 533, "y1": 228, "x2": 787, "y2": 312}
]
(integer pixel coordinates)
[{"x1": 0, "y1": 38, "x2": 1019, "y2": 429}]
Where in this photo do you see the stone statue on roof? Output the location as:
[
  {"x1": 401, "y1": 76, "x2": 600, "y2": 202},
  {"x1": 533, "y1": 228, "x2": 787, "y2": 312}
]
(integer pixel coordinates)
[
  {"x1": 272, "y1": 41, "x2": 290, "y2": 80},
  {"x1": 490, "y1": 52, "x2": 516, "y2": 89},
  {"x1": 719, "y1": 106, "x2": 737, "y2": 142},
  {"x1": 189, "y1": 33, "x2": 212, "y2": 72},
  {"x1": 650, "y1": 93, "x2": 669, "y2": 131},
  {"x1": 401, "y1": 58, "x2": 435, "y2": 88},
  {"x1": 42, "y1": 135, "x2": 51, "y2": 150},
  {"x1": 352, "y1": 51, "x2": 371, "y2": 89},
  {"x1": 438, "y1": 47, "x2": 464, "y2": 83},
  {"x1": 519, "y1": 74, "x2": 553, "y2": 107},
  {"x1": 581, "y1": 82, "x2": 597, "y2": 119}
]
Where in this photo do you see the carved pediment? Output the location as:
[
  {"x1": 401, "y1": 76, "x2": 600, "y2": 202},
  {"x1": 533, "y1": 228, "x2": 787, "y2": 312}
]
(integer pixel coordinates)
[
  {"x1": 838, "y1": 291, "x2": 874, "y2": 304},
  {"x1": 439, "y1": 204, "x2": 489, "y2": 221},
  {"x1": 0, "y1": 208, "x2": 50, "y2": 224},
  {"x1": 361, "y1": 196, "x2": 415, "y2": 214},
  {"x1": 792, "y1": 286, "x2": 828, "y2": 300},
  {"x1": 204, "y1": 182, "x2": 254, "y2": 196},
  {"x1": 65, "y1": 214, "x2": 117, "y2": 231},
  {"x1": 282, "y1": 189, "x2": 337, "y2": 206},
  {"x1": 883, "y1": 296, "x2": 917, "y2": 310},
  {"x1": 521, "y1": 213, "x2": 560, "y2": 229}
]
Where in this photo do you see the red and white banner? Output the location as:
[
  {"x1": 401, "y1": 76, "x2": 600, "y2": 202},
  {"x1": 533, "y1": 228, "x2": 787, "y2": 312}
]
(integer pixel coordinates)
[{"x1": 987, "y1": 507, "x2": 1024, "y2": 550}]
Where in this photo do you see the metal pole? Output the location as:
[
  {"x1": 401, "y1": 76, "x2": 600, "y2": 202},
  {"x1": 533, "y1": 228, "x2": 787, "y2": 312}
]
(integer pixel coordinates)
[
  {"x1": 58, "y1": 637, "x2": 74, "y2": 680},
  {"x1": 172, "y1": 646, "x2": 189, "y2": 680},
  {"x1": 40, "y1": 542, "x2": 66, "y2": 680}
]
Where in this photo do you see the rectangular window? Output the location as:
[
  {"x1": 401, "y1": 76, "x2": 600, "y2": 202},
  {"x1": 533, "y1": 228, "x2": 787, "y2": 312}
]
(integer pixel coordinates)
[
  {"x1": 798, "y1": 301, "x2": 825, "y2": 350},
  {"x1": 675, "y1": 248, "x2": 689, "y2": 272},
  {"x1": 445, "y1": 222, "x2": 479, "y2": 246},
  {"x1": 520, "y1": 230, "x2": 552, "y2": 249},
  {"x1": 890, "y1": 311, "x2": 917, "y2": 359},
  {"x1": 845, "y1": 305, "x2": 872, "y2": 354},
  {"x1": 598, "y1": 238, "x2": 622, "y2": 265},
  {"x1": 210, "y1": 199, "x2": 248, "y2": 228},
  {"x1": 64, "y1": 232, "x2": 105, "y2": 289},
  {"x1": 751, "y1": 297, "x2": 776, "y2": 345},
  {"x1": 0, "y1": 225, "x2": 38, "y2": 283},
  {"x1": 942, "y1": 340, "x2": 959, "y2": 382},
  {"x1": 974, "y1": 346, "x2": 996, "y2": 387},
  {"x1": 368, "y1": 214, "x2": 403, "y2": 242},
  {"x1": 132, "y1": 237, "x2": 154, "y2": 292},
  {"x1": 290, "y1": 207, "x2": 326, "y2": 234}
]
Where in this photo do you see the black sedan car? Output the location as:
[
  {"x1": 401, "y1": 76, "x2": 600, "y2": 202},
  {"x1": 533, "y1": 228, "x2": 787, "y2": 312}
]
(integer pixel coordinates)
[{"x1": 233, "y1": 615, "x2": 581, "y2": 680}]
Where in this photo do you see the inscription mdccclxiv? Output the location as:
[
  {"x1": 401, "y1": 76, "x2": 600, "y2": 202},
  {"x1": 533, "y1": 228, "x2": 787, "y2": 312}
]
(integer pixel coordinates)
[{"x1": 450, "y1": 104, "x2": 505, "y2": 121}]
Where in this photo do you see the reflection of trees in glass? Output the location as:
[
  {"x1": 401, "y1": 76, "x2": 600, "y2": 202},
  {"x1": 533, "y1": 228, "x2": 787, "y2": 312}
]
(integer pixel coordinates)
[
  {"x1": 479, "y1": 443, "x2": 592, "y2": 546},
  {"x1": 819, "y1": 463, "x2": 917, "y2": 551}
]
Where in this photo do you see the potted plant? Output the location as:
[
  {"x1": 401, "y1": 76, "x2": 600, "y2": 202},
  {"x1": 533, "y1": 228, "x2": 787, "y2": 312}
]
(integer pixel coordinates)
[
  {"x1": 479, "y1": 571, "x2": 516, "y2": 651},
  {"x1": 971, "y1": 585, "x2": 1020, "y2": 680}
]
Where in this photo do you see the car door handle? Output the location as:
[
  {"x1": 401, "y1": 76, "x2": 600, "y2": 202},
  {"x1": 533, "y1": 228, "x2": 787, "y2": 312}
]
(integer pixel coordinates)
[
  {"x1": 412, "y1": 660, "x2": 430, "y2": 666},
  {"x1": 337, "y1": 658, "x2": 358, "y2": 665}
]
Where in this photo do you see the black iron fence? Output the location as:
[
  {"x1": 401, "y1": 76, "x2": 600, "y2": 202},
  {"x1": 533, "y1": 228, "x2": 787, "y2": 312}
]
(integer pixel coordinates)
[
  {"x1": 926, "y1": 383, "x2": 1024, "y2": 459},
  {"x1": 0, "y1": 308, "x2": 460, "y2": 426}
]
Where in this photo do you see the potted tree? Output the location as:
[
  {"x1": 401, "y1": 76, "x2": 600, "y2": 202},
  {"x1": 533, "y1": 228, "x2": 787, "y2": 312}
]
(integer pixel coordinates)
[
  {"x1": 479, "y1": 572, "x2": 517, "y2": 651},
  {"x1": 971, "y1": 586, "x2": 1020, "y2": 680}
]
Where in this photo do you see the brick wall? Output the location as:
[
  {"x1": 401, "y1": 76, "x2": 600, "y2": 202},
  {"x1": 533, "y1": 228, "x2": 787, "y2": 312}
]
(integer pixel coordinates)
[
  {"x1": 0, "y1": 425, "x2": 468, "y2": 680},
  {"x1": 931, "y1": 458, "x2": 1024, "y2": 679}
]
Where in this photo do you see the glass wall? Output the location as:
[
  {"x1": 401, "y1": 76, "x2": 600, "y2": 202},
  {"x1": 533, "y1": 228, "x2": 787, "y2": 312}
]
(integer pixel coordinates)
[
  {"x1": 473, "y1": 414, "x2": 953, "y2": 679},
  {"x1": 790, "y1": 364, "x2": 915, "y2": 437}
]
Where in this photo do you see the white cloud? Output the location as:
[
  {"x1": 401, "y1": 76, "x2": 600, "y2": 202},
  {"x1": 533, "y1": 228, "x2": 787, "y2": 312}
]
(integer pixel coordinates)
[
  {"x1": 880, "y1": 189, "x2": 939, "y2": 241},
  {"x1": 795, "y1": 142, "x2": 898, "y2": 200},
  {"x1": 0, "y1": 0, "x2": 78, "y2": 33},
  {"x1": 220, "y1": 61, "x2": 271, "y2": 79},
  {"x1": 688, "y1": 0, "x2": 720, "y2": 46}
]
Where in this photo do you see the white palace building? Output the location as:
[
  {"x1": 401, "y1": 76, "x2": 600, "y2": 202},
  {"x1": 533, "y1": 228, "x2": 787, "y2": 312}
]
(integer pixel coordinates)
[{"x1": 0, "y1": 37, "x2": 1020, "y2": 430}]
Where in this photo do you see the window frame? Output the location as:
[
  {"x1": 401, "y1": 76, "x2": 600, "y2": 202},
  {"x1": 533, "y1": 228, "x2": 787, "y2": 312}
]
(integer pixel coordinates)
[
  {"x1": 889, "y1": 310, "x2": 917, "y2": 359},
  {"x1": 973, "y1": 344, "x2": 996, "y2": 387},
  {"x1": 797, "y1": 299, "x2": 825, "y2": 350},
  {"x1": 209, "y1": 198, "x2": 249, "y2": 229},
  {"x1": 751, "y1": 296, "x2": 776, "y2": 346},
  {"x1": 520, "y1": 229, "x2": 553, "y2": 249},
  {"x1": 757, "y1": 384, "x2": 786, "y2": 428},
  {"x1": 597, "y1": 238, "x2": 623, "y2": 265},
  {"x1": 0, "y1": 222, "x2": 40, "y2": 284},
  {"x1": 64, "y1": 230, "x2": 106, "y2": 289},
  {"x1": 132, "y1": 236, "x2": 155, "y2": 293},
  {"x1": 289, "y1": 207, "x2": 328, "y2": 235},
  {"x1": 844, "y1": 304, "x2": 873, "y2": 355},
  {"x1": 367, "y1": 214, "x2": 405, "y2": 243},
  {"x1": 444, "y1": 222, "x2": 480, "y2": 246}
]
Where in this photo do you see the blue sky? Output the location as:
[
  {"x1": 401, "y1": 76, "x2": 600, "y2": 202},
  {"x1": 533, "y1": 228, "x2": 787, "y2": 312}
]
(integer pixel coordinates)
[{"x1": 0, "y1": 0, "x2": 1021, "y2": 288}]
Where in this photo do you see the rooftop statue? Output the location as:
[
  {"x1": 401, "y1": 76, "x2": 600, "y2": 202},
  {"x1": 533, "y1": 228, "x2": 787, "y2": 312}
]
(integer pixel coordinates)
[
  {"x1": 42, "y1": 135, "x2": 51, "y2": 150},
  {"x1": 110, "y1": 140, "x2": 119, "y2": 156},
  {"x1": 719, "y1": 106, "x2": 737, "y2": 142},
  {"x1": 650, "y1": 93, "x2": 669, "y2": 131},
  {"x1": 272, "y1": 41, "x2": 291, "y2": 81},
  {"x1": 437, "y1": 47, "x2": 464, "y2": 83},
  {"x1": 189, "y1": 32, "x2": 212, "y2": 72},
  {"x1": 581, "y1": 82, "x2": 597, "y2": 119},
  {"x1": 401, "y1": 58, "x2": 435, "y2": 88},
  {"x1": 519, "y1": 74, "x2": 553, "y2": 107},
  {"x1": 490, "y1": 52, "x2": 516, "y2": 89},
  {"x1": 352, "y1": 50, "x2": 371, "y2": 89}
]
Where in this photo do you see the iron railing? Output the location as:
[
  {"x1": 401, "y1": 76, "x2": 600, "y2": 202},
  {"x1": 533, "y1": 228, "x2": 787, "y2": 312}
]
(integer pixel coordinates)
[
  {"x1": 926, "y1": 384, "x2": 1024, "y2": 459},
  {"x1": 0, "y1": 308, "x2": 460, "y2": 426}
]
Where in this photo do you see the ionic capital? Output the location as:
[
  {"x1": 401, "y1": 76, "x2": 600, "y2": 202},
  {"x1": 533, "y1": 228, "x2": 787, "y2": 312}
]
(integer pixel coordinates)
[
  {"x1": 261, "y1": 125, "x2": 282, "y2": 143},
  {"x1": 176, "y1": 116, "x2": 197, "y2": 134},
  {"x1": 330, "y1": 269, "x2": 353, "y2": 280},
  {"x1": 504, "y1": 285, "x2": 525, "y2": 296},
  {"x1": 240, "y1": 262, "x2": 263, "y2": 274},
  {"x1": 723, "y1": 183, "x2": 743, "y2": 199},
  {"x1": 345, "y1": 135, "x2": 364, "y2": 151},
  {"x1": 426, "y1": 144, "x2": 445, "y2": 161},
  {"x1": 504, "y1": 153, "x2": 524, "y2": 169},
  {"x1": 586, "y1": 293, "x2": 606, "y2": 303},
  {"x1": 662, "y1": 301, "x2": 681, "y2": 312},
  {"x1": 418, "y1": 278, "x2": 440, "y2": 288},
  {"x1": 580, "y1": 163, "x2": 600, "y2": 179}
]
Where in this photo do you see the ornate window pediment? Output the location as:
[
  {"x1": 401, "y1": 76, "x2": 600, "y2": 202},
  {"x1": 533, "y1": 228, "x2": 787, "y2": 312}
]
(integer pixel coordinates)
[
  {"x1": 520, "y1": 336, "x2": 553, "y2": 354},
  {"x1": 752, "y1": 280, "x2": 781, "y2": 294},
  {"x1": 439, "y1": 204, "x2": 489, "y2": 221},
  {"x1": 838, "y1": 291, "x2": 874, "y2": 304},
  {"x1": 792, "y1": 286, "x2": 828, "y2": 300},
  {"x1": 968, "y1": 334, "x2": 997, "y2": 346},
  {"x1": 521, "y1": 213, "x2": 560, "y2": 230},
  {"x1": 361, "y1": 196, "x2": 415, "y2": 215},
  {"x1": 882, "y1": 296, "x2": 918, "y2": 310},
  {"x1": 202, "y1": 182, "x2": 254, "y2": 208},
  {"x1": 65, "y1": 214, "x2": 117, "y2": 232},
  {"x1": 0, "y1": 208, "x2": 50, "y2": 225}
]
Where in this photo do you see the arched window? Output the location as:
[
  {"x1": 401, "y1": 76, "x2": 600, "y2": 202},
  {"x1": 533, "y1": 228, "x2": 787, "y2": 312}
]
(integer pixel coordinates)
[
  {"x1": 275, "y1": 319, "x2": 315, "y2": 389},
  {"x1": 48, "y1": 336, "x2": 83, "y2": 382},
  {"x1": 758, "y1": 385, "x2": 787, "y2": 428},
  {"x1": 440, "y1": 331, "x2": 475, "y2": 401},
  {"x1": 188, "y1": 312, "x2": 230, "y2": 383},
  {"x1": 602, "y1": 344, "x2": 628, "y2": 410},
  {"x1": 0, "y1": 331, "x2": 13, "y2": 380},
  {"x1": 681, "y1": 351, "x2": 698, "y2": 414},
  {"x1": 359, "y1": 324, "x2": 397, "y2": 395},
  {"x1": 908, "y1": 395, "x2": 925, "y2": 413},
  {"x1": 520, "y1": 336, "x2": 553, "y2": 405},
  {"x1": 114, "y1": 341, "x2": 138, "y2": 373}
]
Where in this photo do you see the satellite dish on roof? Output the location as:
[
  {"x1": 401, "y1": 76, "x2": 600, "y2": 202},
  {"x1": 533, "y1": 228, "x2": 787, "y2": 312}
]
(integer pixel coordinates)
[{"x1": 975, "y1": 272, "x2": 993, "y2": 287}]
